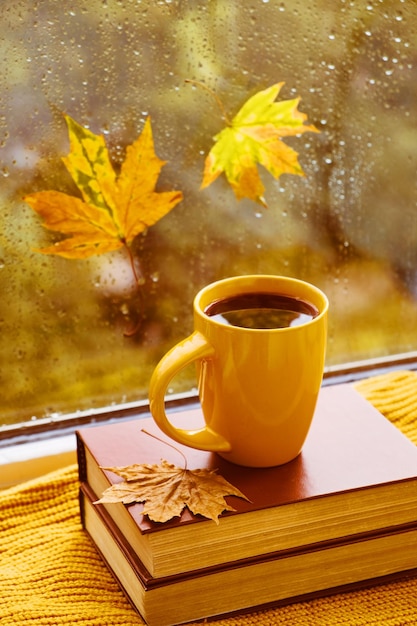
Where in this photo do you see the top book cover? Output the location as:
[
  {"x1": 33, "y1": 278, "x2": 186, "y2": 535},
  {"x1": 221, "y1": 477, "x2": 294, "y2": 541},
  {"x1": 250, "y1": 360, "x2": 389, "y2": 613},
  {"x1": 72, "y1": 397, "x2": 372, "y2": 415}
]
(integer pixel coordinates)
[{"x1": 77, "y1": 383, "x2": 417, "y2": 577}]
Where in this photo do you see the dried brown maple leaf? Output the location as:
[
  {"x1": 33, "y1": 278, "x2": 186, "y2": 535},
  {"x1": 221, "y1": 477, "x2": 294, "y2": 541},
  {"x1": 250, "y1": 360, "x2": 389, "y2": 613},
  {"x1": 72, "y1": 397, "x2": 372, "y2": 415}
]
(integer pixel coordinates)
[{"x1": 95, "y1": 459, "x2": 250, "y2": 524}]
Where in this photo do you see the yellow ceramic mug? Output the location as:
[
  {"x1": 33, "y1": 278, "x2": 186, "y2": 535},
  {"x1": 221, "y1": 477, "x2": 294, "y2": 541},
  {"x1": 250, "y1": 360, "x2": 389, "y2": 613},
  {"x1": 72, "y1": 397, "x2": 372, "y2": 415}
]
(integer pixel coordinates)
[{"x1": 149, "y1": 275, "x2": 328, "y2": 467}]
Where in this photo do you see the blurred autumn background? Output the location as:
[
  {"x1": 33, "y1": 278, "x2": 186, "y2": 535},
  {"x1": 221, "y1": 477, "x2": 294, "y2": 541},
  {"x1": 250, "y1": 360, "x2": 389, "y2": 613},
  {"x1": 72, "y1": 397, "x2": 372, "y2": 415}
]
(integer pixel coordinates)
[{"x1": 1, "y1": 0, "x2": 417, "y2": 426}]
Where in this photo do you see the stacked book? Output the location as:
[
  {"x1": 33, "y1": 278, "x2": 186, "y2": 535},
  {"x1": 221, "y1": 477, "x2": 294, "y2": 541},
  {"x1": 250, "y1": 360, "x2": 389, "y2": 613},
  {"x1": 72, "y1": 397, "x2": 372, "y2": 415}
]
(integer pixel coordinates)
[{"x1": 77, "y1": 383, "x2": 417, "y2": 626}]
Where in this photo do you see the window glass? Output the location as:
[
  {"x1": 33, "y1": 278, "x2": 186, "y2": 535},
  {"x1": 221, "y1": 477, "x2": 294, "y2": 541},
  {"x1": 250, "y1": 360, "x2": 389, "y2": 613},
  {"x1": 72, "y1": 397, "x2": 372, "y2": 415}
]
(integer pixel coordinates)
[{"x1": 1, "y1": 0, "x2": 417, "y2": 426}]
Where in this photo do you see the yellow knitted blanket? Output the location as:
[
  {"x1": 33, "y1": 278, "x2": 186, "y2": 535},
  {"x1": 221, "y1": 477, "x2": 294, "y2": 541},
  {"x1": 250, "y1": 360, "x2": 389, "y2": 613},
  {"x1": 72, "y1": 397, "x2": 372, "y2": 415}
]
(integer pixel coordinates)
[{"x1": 2, "y1": 370, "x2": 417, "y2": 626}]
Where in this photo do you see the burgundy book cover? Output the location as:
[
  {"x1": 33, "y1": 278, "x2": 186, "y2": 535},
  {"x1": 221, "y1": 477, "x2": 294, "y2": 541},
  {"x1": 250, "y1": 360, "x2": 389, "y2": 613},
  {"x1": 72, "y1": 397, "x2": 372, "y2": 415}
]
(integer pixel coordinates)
[{"x1": 77, "y1": 383, "x2": 417, "y2": 534}]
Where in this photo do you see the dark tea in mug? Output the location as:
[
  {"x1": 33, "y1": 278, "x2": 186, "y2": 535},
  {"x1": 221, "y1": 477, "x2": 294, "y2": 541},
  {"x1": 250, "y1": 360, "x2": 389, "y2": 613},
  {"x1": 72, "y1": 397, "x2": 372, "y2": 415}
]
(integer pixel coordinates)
[{"x1": 204, "y1": 292, "x2": 319, "y2": 329}]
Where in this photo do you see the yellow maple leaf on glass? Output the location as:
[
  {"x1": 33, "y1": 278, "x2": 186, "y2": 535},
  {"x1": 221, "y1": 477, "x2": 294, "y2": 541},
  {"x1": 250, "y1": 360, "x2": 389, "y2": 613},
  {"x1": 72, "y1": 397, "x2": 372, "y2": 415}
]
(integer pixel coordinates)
[
  {"x1": 25, "y1": 115, "x2": 183, "y2": 259},
  {"x1": 201, "y1": 82, "x2": 319, "y2": 207}
]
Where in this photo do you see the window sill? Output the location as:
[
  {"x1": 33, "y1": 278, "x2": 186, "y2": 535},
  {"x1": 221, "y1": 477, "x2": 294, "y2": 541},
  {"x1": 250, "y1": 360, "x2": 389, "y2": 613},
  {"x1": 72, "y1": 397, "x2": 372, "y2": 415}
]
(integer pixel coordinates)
[
  {"x1": 2, "y1": 354, "x2": 417, "y2": 490},
  {"x1": 0, "y1": 434, "x2": 77, "y2": 490},
  {"x1": 0, "y1": 392, "x2": 200, "y2": 490}
]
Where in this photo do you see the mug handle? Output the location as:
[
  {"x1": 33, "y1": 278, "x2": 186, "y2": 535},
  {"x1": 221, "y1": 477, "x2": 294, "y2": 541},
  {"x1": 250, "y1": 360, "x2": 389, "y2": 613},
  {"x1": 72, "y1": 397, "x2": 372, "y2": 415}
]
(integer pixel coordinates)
[{"x1": 149, "y1": 331, "x2": 232, "y2": 452}]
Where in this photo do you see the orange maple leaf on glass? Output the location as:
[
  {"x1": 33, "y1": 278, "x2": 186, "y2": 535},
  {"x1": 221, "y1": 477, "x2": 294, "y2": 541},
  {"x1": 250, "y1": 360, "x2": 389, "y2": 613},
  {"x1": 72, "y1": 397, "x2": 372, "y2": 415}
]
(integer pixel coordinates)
[
  {"x1": 24, "y1": 115, "x2": 183, "y2": 259},
  {"x1": 96, "y1": 459, "x2": 250, "y2": 524},
  {"x1": 201, "y1": 82, "x2": 319, "y2": 207}
]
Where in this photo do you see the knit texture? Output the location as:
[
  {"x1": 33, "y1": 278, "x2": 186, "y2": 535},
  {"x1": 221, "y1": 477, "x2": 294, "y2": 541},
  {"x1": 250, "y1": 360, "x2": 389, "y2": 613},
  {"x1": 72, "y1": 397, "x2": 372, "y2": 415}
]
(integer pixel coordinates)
[{"x1": 1, "y1": 370, "x2": 417, "y2": 625}]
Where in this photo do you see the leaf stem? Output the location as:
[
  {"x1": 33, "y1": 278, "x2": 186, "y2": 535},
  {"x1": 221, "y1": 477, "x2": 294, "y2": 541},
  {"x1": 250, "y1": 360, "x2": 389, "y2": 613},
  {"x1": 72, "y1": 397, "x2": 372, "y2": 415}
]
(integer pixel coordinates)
[
  {"x1": 124, "y1": 240, "x2": 144, "y2": 287},
  {"x1": 141, "y1": 429, "x2": 188, "y2": 470},
  {"x1": 185, "y1": 79, "x2": 231, "y2": 125}
]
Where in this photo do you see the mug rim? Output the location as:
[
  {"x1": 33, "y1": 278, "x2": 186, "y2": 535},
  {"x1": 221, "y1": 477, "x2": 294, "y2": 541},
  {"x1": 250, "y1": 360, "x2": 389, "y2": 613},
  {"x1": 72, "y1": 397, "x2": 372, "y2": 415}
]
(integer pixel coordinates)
[{"x1": 194, "y1": 274, "x2": 328, "y2": 332}]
